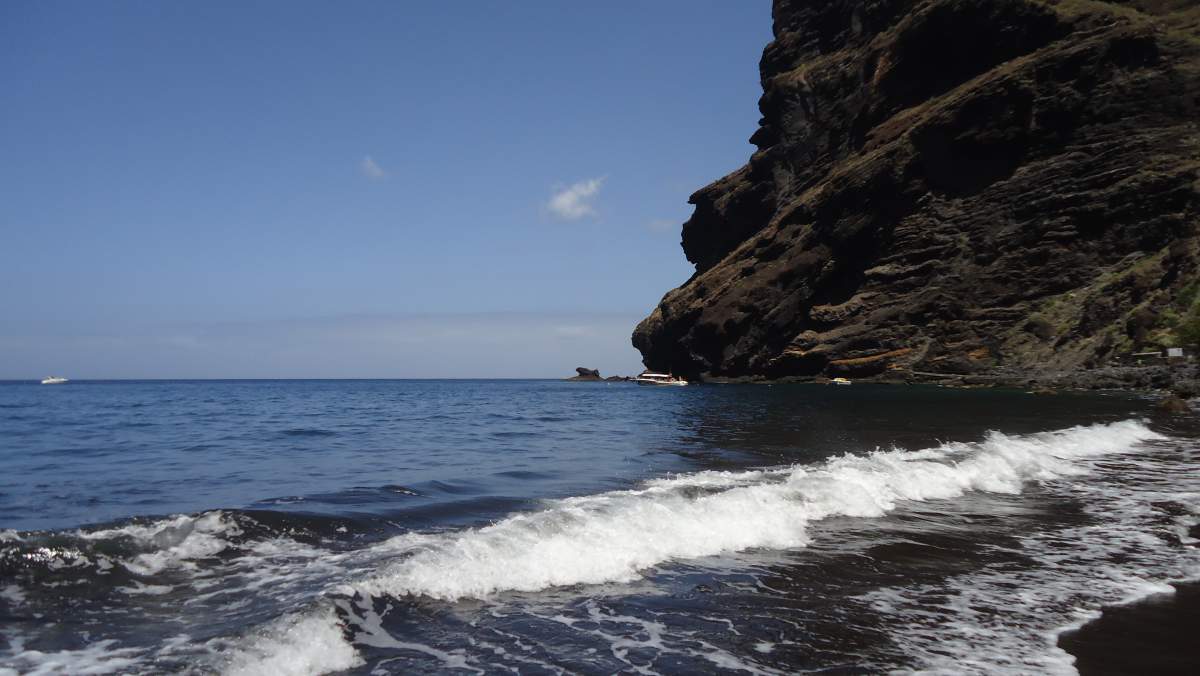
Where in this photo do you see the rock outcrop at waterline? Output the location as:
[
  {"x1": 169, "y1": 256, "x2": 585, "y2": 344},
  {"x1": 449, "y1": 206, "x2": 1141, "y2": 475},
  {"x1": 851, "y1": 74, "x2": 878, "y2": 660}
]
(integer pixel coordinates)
[
  {"x1": 565, "y1": 368, "x2": 632, "y2": 381},
  {"x1": 567, "y1": 367, "x2": 603, "y2": 381},
  {"x1": 634, "y1": 0, "x2": 1200, "y2": 381}
]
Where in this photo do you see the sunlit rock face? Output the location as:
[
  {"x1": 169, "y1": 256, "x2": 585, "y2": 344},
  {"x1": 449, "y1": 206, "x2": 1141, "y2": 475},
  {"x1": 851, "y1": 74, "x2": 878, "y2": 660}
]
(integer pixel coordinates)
[{"x1": 634, "y1": 0, "x2": 1200, "y2": 381}]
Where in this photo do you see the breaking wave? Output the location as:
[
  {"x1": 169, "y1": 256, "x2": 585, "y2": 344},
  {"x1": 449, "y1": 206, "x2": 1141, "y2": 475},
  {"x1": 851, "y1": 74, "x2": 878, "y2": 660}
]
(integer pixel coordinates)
[
  {"x1": 3, "y1": 419, "x2": 1186, "y2": 675},
  {"x1": 354, "y1": 420, "x2": 1162, "y2": 600}
]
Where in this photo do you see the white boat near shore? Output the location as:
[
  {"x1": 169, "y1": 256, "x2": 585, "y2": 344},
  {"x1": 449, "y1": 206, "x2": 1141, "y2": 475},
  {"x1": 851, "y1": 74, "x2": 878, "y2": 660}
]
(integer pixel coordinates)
[
  {"x1": 634, "y1": 372, "x2": 688, "y2": 386},
  {"x1": 41, "y1": 376, "x2": 68, "y2": 385}
]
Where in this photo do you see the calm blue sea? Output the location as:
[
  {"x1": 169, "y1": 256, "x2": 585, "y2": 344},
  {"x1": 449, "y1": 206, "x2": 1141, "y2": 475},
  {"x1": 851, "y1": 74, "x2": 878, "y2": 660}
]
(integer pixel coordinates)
[{"x1": 1, "y1": 380, "x2": 1197, "y2": 674}]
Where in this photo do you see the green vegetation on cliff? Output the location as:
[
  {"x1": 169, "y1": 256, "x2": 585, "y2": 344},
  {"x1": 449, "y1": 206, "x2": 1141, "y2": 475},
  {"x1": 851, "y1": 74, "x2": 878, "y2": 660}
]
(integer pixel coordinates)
[{"x1": 634, "y1": 0, "x2": 1200, "y2": 380}]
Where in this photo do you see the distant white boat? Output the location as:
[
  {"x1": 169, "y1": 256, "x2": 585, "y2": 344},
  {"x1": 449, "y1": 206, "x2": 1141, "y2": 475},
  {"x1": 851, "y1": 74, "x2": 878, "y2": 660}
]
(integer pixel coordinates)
[
  {"x1": 634, "y1": 372, "x2": 688, "y2": 386},
  {"x1": 41, "y1": 376, "x2": 68, "y2": 385},
  {"x1": 829, "y1": 377, "x2": 852, "y2": 386}
]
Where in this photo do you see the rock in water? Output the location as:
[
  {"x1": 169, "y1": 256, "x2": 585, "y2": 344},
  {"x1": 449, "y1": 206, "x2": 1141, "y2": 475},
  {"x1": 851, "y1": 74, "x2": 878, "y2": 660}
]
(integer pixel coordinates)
[
  {"x1": 633, "y1": 0, "x2": 1200, "y2": 381},
  {"x1": 566, "y1": 367, "x2": 603, "y2": 381}
]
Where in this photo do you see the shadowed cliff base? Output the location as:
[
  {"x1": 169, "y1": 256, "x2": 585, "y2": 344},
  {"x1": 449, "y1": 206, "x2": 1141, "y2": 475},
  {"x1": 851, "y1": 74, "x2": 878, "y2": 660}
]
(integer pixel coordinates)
[{"x1": 634, "y1": 0, "x2": 1200, "y2": 384}]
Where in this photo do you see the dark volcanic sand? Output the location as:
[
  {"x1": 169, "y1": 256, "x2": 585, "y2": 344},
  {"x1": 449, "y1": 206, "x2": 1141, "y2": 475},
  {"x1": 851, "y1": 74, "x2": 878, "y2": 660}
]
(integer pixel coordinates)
[{"x1": 1060, "y1": 579, "x2": 1200, "y2": 675}]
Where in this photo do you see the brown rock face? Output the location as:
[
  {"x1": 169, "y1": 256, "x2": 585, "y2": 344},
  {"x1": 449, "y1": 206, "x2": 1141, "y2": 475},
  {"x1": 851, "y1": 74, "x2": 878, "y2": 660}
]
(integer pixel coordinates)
[
  {"x1": 567, "y1": 367, "x2": 603, "y2": 381},
  {"x1": 633, "y1": 0, "x2": 1200, "y2": 381}
]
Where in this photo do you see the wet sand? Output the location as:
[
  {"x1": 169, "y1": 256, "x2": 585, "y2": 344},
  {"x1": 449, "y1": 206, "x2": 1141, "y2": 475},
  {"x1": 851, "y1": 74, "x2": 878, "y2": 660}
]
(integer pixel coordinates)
[{"x1": 1059, "y1": 580, "x2": 1200, "y2": 675}]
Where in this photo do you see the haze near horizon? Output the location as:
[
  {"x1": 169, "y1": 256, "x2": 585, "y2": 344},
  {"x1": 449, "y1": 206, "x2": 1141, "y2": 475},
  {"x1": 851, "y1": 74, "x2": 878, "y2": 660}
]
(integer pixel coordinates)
[{"x1": 1, "y1": 1, "x2": 771, "y2": 378}]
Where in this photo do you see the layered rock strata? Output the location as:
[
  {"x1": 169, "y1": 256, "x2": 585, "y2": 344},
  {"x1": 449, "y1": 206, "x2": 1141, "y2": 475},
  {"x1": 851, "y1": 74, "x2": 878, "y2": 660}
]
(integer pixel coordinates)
[{"x1": 634, "y1": 0, "x2": 1200, "y2": 382}]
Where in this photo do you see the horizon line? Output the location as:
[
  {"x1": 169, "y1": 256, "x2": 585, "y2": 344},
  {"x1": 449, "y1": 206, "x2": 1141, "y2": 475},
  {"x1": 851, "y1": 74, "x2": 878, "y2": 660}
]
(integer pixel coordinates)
[{"x1": 0, "y1": 377, "x2": 642, "y2": 382}]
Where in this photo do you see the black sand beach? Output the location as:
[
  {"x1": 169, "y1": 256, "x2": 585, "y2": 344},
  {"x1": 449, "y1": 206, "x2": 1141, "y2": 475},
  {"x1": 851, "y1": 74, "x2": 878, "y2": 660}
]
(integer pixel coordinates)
[{"x1": 1061, "y1": 577, "x2": 1200, "y2": 674}]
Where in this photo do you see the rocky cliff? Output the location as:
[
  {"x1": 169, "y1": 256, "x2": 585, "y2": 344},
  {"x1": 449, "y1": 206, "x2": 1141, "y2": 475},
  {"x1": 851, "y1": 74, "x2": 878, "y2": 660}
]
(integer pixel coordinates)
[{"x1": 633, "y1": 0, "x2": 1200, "y2": 382}]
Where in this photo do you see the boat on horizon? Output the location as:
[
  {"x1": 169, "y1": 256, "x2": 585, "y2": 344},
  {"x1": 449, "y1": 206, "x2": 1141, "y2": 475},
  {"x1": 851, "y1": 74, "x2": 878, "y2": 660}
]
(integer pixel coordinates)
[
  {"x1": 830, "y1": 377, "x2": 852, "y2": 386},
  {"x1": 634, "y1": 372, "x2": 688, "y2": 386},
  {"x1": 41, "y1": 376, "x2": 68, "y2": 385}
]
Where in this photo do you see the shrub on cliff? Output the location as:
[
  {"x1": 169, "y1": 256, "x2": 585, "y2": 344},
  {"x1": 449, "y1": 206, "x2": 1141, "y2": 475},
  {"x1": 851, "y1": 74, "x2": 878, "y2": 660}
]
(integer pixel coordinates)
[{"x1": 1175, "y1": 303, "x2": 1200, "y2": 349}]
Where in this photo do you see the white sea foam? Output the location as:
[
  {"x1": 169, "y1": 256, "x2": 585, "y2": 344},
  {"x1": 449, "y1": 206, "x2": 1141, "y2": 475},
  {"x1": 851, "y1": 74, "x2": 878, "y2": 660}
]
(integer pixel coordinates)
[
  {"x1": 355, "y1": 420, "x2": 1162, "y2": 600},
  {"x1": 0, "y1": 585, "x2": 26, "y2": 606},
  {"x1": 84, "y1": 511, "x2": 241, "y2": 575},
  {"x1": 337, "y1": 595, "x2": 481, "y2": 672},
  {"x1": 861, "y1": 438, "x2": 1200, "y2": 675},
  {"x1": 26, "y1": 511, "x2": 246, "y2": 578},
  {"x1": 5, "y1": 639, "x2": 142, "y2": 676},
  {"x1": 543, "y1": 599, "x2": 782, "y2": 675},
  {"x1": 115, "y1": 582, "x2": 174, "y2": 596},
  {"x1": 214, "y1": 606, "x2": 362, "y2": 676}
]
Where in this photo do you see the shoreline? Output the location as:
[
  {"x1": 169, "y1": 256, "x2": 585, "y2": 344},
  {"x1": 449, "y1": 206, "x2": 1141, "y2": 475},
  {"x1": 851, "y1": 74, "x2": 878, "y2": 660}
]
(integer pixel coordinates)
[
  {"x1": 1058, "y1": 578, "x2": 1200, "y2": 675},
  {"x1": 1060, "y1": 521, "x2": 1200, "y2": 674},
  {"x1": 696, "y1": 364, "x2": 1199, "y2": 395}
]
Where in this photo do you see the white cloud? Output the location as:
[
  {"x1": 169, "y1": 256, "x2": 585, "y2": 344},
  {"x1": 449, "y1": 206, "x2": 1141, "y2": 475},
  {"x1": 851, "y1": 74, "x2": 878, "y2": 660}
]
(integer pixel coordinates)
[
  {"x1": 546, "y1": 177, "x2": 604, "y2": 220},
  {"x1": 360, "y1": 155, "x2": 386, "y2": 180}
]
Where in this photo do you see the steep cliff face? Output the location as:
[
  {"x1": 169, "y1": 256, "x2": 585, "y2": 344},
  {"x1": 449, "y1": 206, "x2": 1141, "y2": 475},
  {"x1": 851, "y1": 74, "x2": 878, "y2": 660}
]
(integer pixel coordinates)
[{"x1": 634, "y1": 0, "x2": 1200, "y2": 381}]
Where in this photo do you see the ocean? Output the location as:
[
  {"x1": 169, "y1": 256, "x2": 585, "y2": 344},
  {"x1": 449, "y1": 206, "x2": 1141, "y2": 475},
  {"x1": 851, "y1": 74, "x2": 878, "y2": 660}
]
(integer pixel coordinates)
[{"x1": 0, "y1": 380, "x2": 1196, "y2": 674}]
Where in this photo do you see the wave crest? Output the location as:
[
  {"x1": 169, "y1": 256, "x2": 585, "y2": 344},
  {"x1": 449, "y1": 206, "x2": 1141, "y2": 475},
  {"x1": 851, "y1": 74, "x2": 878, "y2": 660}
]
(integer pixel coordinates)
[{"x1": 356, "y1": 420, "x2": 1163, "y2": 600}]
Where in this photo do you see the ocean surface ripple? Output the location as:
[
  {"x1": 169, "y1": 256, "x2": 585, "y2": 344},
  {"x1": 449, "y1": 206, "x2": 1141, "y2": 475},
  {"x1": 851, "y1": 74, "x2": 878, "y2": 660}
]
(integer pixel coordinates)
[{"x1": 0, "y1": 380, "x2": 1196, "y2": 675}]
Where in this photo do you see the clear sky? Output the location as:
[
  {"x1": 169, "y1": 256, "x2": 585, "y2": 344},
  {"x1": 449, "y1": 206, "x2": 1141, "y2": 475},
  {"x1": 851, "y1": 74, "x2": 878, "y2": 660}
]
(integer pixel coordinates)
[{"x1": 1, "y1": 1, "x2": 772, "y2": 378}]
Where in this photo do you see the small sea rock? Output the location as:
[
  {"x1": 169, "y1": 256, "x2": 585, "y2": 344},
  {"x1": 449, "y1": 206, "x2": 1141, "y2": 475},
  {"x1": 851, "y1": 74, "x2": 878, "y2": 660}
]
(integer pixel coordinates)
[{"x1": 566, "y1": 367, "x2": 603, "y2": 381}]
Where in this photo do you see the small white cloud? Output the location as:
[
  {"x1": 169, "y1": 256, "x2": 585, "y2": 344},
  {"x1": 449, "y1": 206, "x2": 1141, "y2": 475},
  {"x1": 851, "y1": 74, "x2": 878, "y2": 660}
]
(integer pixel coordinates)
[
  {"x1": 546, "y1": 177, "x2": 604, "y2": 221},
  {"x1": 360, "y1": 156, "x2": 386, "y2": 180},
  {"x1": 647, "y1": 219, "x2": 676, "y2": 232}
]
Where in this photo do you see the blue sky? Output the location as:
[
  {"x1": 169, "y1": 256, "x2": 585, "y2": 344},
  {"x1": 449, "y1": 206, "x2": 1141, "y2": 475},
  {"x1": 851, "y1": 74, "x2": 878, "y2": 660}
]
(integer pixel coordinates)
[{"x1": 0, "y1": 1, "x2": 772, "y2": 378}]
